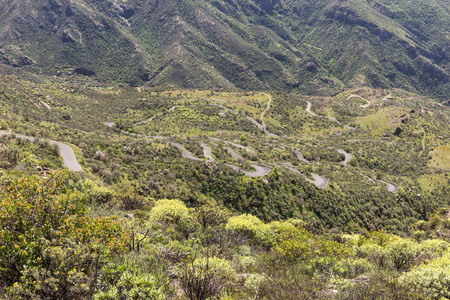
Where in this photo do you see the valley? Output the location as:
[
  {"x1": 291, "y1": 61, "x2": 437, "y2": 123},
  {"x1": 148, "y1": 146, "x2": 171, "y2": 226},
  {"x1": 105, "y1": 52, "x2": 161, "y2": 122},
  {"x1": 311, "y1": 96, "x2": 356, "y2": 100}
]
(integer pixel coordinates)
[
  {"x1": 0, "y1": 0, "x2": 449, "y2": 297},
  {"x1": 0, "y1": 72, "x2": 449, "y2": 300},
  {"x1": 0, "y1": 75, "x2": 448, "y2": 231}
]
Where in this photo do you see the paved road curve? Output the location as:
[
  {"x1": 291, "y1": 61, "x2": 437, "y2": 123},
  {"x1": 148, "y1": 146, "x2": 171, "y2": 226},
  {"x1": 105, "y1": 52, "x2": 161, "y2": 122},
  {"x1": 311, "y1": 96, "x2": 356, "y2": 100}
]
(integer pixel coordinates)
[
  {"x1": 226, "y1": 164, "x2": 272, "y2": 177},
  {"x1": 170, "y1": 141, "x2": 203, "y2": 161},
  {"x1": 379, "y1": 179, "x2": 399, "y2": 193},
  {"x1": 200, "y1": 143, "x2": 215, "y2": 161},
  {"x1": 337, "y1": 149, "x2": 353, "y2": 166},
  {"x1": 281, "y1": 164, "x2": 329, "y2": 189},
  {"x1": 348, "y1": 94, "x2": 371, "y2": 108},
  {"x1": 294, "y1": 150, "x2": 310, "y2": 164},
  {"x1": 0, "y1": 130, "x2": 83, "y2": 172},
  {"x1": 306, "y1": 101, "x2": 355, "y2": 131}
]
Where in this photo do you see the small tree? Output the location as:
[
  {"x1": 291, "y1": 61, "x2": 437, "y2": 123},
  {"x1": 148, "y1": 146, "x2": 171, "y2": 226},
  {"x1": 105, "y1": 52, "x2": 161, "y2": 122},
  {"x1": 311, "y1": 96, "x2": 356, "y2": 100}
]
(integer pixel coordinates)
[
  {"x1": 387, "y1": 239, "x2": 420, "y2": 271},
  {"x1": 194, "y1": 203, "x2": 231, "y2": 231}
]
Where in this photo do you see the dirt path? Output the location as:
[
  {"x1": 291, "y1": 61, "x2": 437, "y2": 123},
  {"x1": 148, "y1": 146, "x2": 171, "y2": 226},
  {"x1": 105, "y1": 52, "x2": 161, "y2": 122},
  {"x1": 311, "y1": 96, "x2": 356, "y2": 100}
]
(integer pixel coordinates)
[
  {"x1": 260, "y1": 93, "x2": 272, "y2": 125},
  {"x1": 0, "y1": 130, "x2": 83, "y2": 172},
  {"x1": 348, "y1": 94, "x2": 370, "y2": 108},
  {"x1": 135, "y1": 106, "x2": 178, "y2": 125},
  {"x1": 211, "y1": 102, "x2": 279, "y2": 137},
  {"x1": 259, "y1": 93, "x2": 279, "y2": 137}
]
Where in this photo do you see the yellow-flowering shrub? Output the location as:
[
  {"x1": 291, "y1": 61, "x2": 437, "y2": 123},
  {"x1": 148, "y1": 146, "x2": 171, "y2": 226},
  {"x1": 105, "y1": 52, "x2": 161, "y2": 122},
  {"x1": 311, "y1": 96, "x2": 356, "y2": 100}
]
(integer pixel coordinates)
[
  {"x1": 419, "y1": 239, "x2": 450, "y2": 258},
  {"x1": 225, "y1": 213, "x2": 271, "y2": 239},
  {"x1": 150, "y1": 199, "x2": 190, "y2": 225},
  {"x1": 399, "y1": 252, "x2": 450, "y2": 299},
  {"x1": 386, "y1": 238, "x2": 421, "y2": 271}
]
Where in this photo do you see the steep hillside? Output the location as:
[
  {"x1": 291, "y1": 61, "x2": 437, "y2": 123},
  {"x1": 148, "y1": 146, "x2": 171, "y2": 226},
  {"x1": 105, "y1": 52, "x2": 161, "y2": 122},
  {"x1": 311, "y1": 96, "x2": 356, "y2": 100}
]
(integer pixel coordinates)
[{"x1": 0, "y1": 0, "x2": 448, "y2": 98}]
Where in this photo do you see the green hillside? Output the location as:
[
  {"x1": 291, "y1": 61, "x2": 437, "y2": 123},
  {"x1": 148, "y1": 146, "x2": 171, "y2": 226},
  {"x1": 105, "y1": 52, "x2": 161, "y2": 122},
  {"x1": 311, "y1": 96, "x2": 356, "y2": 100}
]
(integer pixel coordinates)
[
  {"x1": 1, "y1": 75, "x2": 448, "y2": 231},
  {"x1": 0, "y1": 0, "x2": 449, "y2": 98}
]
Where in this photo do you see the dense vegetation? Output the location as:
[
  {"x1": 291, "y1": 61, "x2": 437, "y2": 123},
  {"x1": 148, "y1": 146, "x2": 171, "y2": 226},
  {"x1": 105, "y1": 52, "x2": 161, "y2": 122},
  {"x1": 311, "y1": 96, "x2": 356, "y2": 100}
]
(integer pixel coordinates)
[
  {"x1": 0, "y1": 70, "x2": 449, "y2": 298},
  {"x1": 2, "y1": 173, "x2": 450, "y2": 299}
]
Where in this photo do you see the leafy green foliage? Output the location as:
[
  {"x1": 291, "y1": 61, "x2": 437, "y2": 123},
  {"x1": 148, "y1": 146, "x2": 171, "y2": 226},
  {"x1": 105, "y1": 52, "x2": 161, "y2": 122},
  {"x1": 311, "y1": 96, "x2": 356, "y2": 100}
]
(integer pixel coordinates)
[
  {"x1": 150, "y1": 199, "x2": 191, "y2": 226},
  {"x1": 399, "y1": 252, "x2": 450, "y2": 299},
  {"x1": 0, "y1": 172, "x2": 129, "y2": 298}
]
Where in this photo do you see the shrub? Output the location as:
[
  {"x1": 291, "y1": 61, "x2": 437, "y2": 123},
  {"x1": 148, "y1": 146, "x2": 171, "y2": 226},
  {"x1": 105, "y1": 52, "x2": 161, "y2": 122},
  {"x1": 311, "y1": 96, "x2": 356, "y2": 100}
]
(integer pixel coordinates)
[
  {"x1": 194, "y1": 203, "x2": 231, "y2": 230},
  {"x1": 244, "y1": 273, "x2": 268, "y2": 299},
  {"x1": 333, "y1": 258, "x2": 374, "y2": 278},
  {"x1": 225, "y1": 214, "x2": 270, "y2": 240},
  {"x1": 119, "y1": 192, "x2": 147, "y2": 211},
  {"x1": 95, "y1": 271, "x2": 166, "y2": 300},
  {"x1": 150, "y1": 199, "x2": 190, "y2": 225},
  {"x1": 1, "y1": 172, "x2": 129, "y2": 299},
  {"x1": 399, "y1": 252, "x2": 450, "y2": 299},
  {"x1": 274, "y1": 227, "x2": 312, "y2": 262},
  {"x1": 178, "y1": 257, "x2": 236, "y2": 300},
  {"x1": 356, "y1": 242, "x2": 390, "y2": 268},
  {"x1": 89, "y1": 186, "x2": 116, "y2": 204},
  {"x1": 386, "y1": 238, "x2": 421, "y2": 271},
  {"x1": 419, "y1": 239, "x2": 450, "y2": 258}
]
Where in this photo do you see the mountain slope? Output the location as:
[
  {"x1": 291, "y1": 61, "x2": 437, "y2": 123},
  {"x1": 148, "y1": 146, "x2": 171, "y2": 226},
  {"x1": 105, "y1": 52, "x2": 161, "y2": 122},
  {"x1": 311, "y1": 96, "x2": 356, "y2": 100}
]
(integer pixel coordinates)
[{"x1": 0, "y1": 0, "x2": 448, "y2": 98}]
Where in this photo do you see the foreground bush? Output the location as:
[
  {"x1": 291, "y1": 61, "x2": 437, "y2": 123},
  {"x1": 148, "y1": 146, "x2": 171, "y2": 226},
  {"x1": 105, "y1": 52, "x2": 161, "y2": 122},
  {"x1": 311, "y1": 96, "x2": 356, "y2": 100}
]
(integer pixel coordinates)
[
  {"x1": 399, "y1": 252, "x2": 450, "y2": 299},
  {"x1": 0, "y1": 172, "x2": 129, "y2": 298},
  {"x1": 177, "y1": 257, "x2": 236, "y2": 300}
]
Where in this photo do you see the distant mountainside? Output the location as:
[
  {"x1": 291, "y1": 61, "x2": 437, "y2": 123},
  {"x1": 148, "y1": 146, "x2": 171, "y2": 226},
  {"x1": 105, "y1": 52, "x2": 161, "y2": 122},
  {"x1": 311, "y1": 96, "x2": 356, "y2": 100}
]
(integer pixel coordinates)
[{"x1": 0, "y1": 0, "x2": 449, "y2": 99}]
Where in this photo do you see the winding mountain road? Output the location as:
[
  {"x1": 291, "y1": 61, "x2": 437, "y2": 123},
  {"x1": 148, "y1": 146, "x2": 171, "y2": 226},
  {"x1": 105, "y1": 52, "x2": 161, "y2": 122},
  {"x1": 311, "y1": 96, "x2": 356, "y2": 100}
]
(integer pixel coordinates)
[
  {"x1": 170, "y1": 141, "x2": 203, "y2": 161},
  {"x1": 225, "y1": 147, "x2": 245, "y2": 161},
  {"x1": 200, "y1": 143, "x2": 214, "y2": 161},
  {"x1": 226, "y1": 164, "x2": 272, "y2": 177},
  {"x1": 211, "y1": 102, "x2": 279, "y2": 137},
  {"x1": 102, "y1": 96, "x2": 399, "y2": 191},
  {"x1": 348, "y1": 94, "x2": 370, "y2": 108},
  {"x1": 294, "y1": 150, "x2": 310, "y2": 164},
  {"x1": 306, "y1": 101, "x2": 355, "y2": 131},
  {"x1": 337, "y1": 149, "x2": 353, "y2": 166},
  {"x1": 304, "y1": 102, "x2": 398, "y2": 193},
  {"x1": 209, "y1": 137, "x2": 256, "y2": 154},
  {"x1": 281, "y1": 164, "x2": 329, "y2": 189},
  {"x1": 379, "y1": 179, "x2": 399, "y2": 193},
  {"x1": 135, "y1": 106, "x2": 178, "y2": 125},
  {"x1": 0, "y1": 130, "x2": 83, "y2": 172}
]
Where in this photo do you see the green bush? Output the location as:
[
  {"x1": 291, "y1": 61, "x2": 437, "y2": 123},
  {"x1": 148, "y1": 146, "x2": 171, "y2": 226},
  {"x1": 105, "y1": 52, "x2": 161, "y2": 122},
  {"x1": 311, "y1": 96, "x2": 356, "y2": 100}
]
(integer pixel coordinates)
[
  {"x1": 1, "y1": 172, "x2": 129, "y2": 299},
  {"x1": 225, "y1": 214, "x2": 270, "y2": 240},
  {"x1": 386, "y1": 239, "x2": 421, "y2": 271},
  {"x1": 399, "y1": 252, "x2": 450, "y2": 299},
  {"x1": 150, "y1": 199, "x2": 191, "y2": 225},
  {"x1": 177, "y1": 257, "x2": 236, "y2": 300},
  {"x1": 89, "y1": 186, "x2": 117, "y2": 204},
  {"x1": 94, "y1": 272, "x2": 166, "y2": 300}
]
